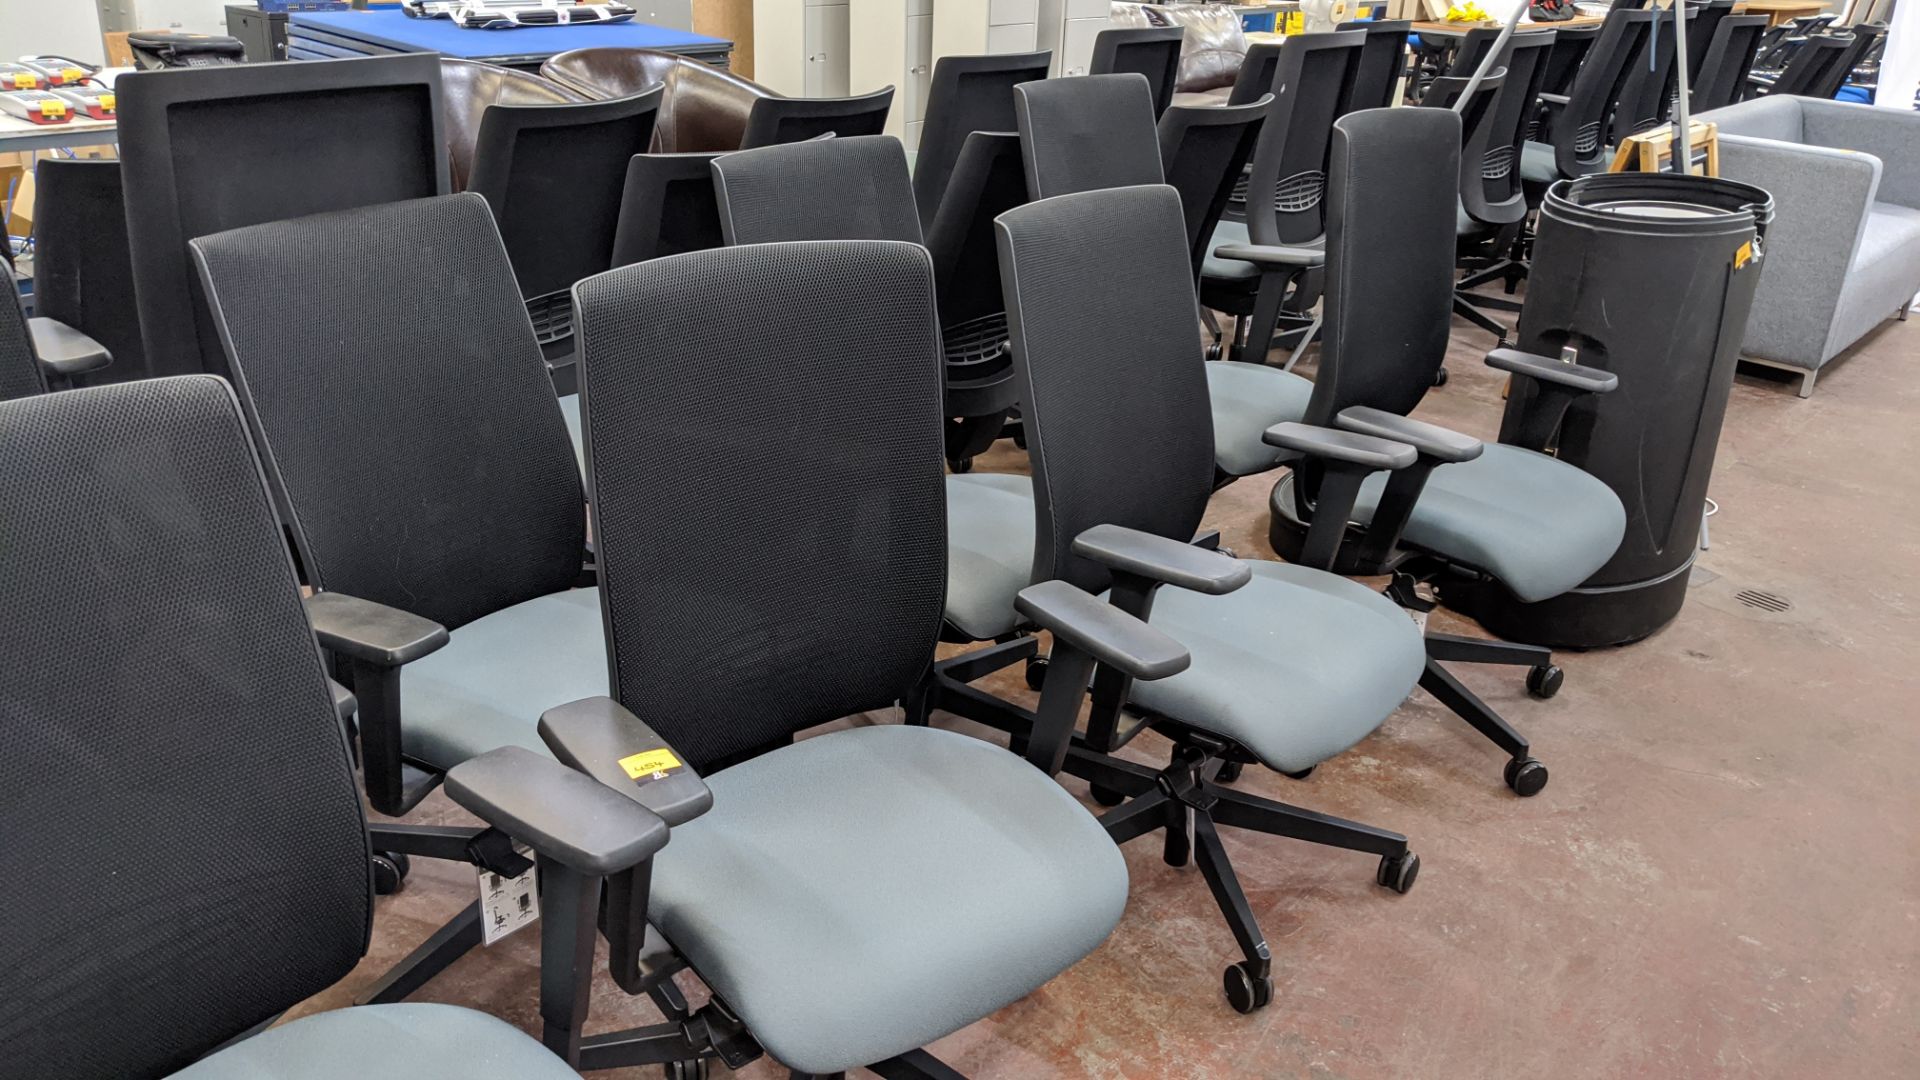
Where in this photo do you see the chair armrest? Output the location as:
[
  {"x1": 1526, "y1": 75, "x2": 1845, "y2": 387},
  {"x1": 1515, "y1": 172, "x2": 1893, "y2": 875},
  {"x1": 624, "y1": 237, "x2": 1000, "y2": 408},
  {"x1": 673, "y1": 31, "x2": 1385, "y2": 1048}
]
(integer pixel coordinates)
[
  {"x1": 1485, "y1": 347, "x2": 1618, "y2": 394},
  {"x1": 539, "y1": 696, "x2": 714, "y2": 827},
  {"x1": 1211, "y1": 243, "x2": 1326, "y2": 270},
  {"x1": 1262, "y1": 422, "x2": 1418, "y2": 470},
  {"x1": 1336, "y1": 407, "x2": 1483, "y2": 464},
  {"x1": 447, "y1": 746, "x2": 670, "y2": 876},
  {"x1": 329, "y1": 678, "x2": 356, "y2": 723},
  {"x1": 1071, "y1": 523, "x2": 1252, "y2": 596},
  {"x1": 304, "y1": 592, "x2": 450, "y2": 667},
  {"x1": 28, "y1": 317, "x2": 111, "y2": 376},
  {"x1": 1016, "y1": 580, "x2": 1190, "y2": 682}
]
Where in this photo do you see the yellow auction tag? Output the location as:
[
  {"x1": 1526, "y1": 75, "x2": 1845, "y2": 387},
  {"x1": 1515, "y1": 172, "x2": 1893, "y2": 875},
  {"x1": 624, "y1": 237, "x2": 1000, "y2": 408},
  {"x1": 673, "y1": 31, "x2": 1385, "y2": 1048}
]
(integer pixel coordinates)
[
  {"x1": 1733, "y1": 241, "x2": 1752, "y2": 270},
  {"x1": 10, "y1": 74, "x2": 33, "y2": 88},
  {"x1": 618, "y1": 748, "x2": 684, "y2": 780}
]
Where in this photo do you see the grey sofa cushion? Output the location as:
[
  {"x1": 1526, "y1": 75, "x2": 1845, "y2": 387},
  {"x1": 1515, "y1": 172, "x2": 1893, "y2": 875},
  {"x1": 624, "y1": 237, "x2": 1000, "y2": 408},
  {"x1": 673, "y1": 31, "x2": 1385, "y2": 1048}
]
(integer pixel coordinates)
[
  {"x1": 1707, "y1": 94, "x2": 1805, "y2": 143},
  {"x1": 945, "y1": 472, "x2": 1037, "y2": 640},
  {"x1": 1130, "y1": 560, "x2": 1424, "y2": 773},
  {"x1": 171, "y1": 1003, "x2": 579, "y2": 1080},
  {"x1": 398, "y1": 587, "x2": 608, "y2": 769},
  {"x1": 649, "y1": 725, "x2": 1127, "y2": 1076},
  {"x1": 1825, "y1": 202, "x2": 1920, "y2": 361},
  {"x1": 1206, "y1": 359, "x2": 1313, "y2": 477}
]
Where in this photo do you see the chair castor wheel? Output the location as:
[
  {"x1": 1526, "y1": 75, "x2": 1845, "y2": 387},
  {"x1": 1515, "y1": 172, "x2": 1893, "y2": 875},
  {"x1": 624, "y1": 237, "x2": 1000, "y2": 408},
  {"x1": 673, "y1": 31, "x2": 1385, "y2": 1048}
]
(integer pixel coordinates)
[
  {"x1": 949, "y1": 456, "x2": 973, "y2": 474},
  {"x1": 1526, "y1": 664, "x2": 1563, "y2": 699},
  {"x1": 1504, "y1": 756, "x2": 1549, "y2": 797},
  {"x1": 1215, "y1": 760, "x2": 1244, "y2": 783},
  {"x1": 1281, "y1": 765, "x2": 1315, "y2": 781},
  {"x1": 1222, "y1": 960, "x2": 1274, "y2": 1014},
  {"x1": 1024, "y1": 655, "x2": 1049, "y2": 691},
  {"x1": 1205, "y1": 342, "x2": 1224, "y2": 361},
  {"x1": 372, "y1": 851, "x2": 410, "y2": 896},
  {"x1": 661, "y1": 1060, "x2": 709, "y2": 1079},
  {"x1": 1376, "y1": 851, "x2": 1420, "y2": 894},
  {"x1": 1432, "y1": 365, "x2": 1450, "y2": 387},
  {"x1": 1089, "y1": 783, "x2": 1128, "y2": 807}
]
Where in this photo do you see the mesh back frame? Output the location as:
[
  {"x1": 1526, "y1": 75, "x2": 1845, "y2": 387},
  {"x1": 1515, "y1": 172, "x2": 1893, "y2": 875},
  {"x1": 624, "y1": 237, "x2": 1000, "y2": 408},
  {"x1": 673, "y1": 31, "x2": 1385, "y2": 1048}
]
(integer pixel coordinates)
[
  {"x1": 1016, "y1": 74, "x2": 1164, "y2": 199},
  {"x1": 714, "y1": 135, "x2": 922, "y2": 244},
  {"x1": 190, "y1": 194, "x2": 585, "y2": 631},
  {"x1": 1243, "y1": 32, "x2": 1364, "y2": 246},
  {"x1": 1552, "y1": 10, "x2": 1656, "y2": 176},
  {"x1": 1350, "y1": 21, "x2": 1413, "y2": 111},
  {"x1": 0, "y1": 377, "x2": 369, "y2": 1078},
  {"x1": 739, "y1": 87, "x2": 894, "y2": 149},
  {"x1": 32, "y1": 159, "x2": 146, "y2": 384},
  {"x1": 1089, "y1": 27, "x2": 1185, "y2": 115},
  {"x1": 573, "y1": 241, "x2": 947, "y2": 769},
  {"x1": 911, "y1": 51, "x2": 1051, "y2": 230},
  {"x1": 1692, "y1": 16, "x2": 1768, "y2": 112},
  {"x1": 1158, "y1": 97, "x2": 1268, "y2": 279},
  {"x1": 995, "y1": 186, "x2": 1215, "y2": 594},
  {"x1": 0, "y1": 276, "x2": 44, "y2": 401},
  {"x1": 610, "y1": 152, "x2": 726, "y2": 267}
]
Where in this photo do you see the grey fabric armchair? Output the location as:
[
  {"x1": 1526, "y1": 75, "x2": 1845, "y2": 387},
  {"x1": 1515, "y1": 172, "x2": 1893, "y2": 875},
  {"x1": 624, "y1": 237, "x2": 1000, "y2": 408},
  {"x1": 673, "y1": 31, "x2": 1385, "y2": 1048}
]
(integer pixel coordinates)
[{"x1": 1702, "y1": 96, "x2": 1920, "y2": 396}]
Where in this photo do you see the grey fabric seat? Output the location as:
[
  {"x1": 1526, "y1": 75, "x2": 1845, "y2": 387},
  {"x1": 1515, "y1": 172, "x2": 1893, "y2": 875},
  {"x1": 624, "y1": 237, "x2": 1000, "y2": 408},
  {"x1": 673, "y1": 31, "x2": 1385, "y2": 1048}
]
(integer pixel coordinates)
[
  {"x1": 400, "y1": 588, "x2": 607, "y2": 769},
  {"x1": 945, "y1": 472, "x2": 1037, "y2": 640},
  {"x1": 172, "y1": 1004, "x2": 579, "y2": 1080},
  {"x1": 1203, "y1": 219, "x2": 1261, "y2": 281},
  {"x1": 1283, "y1": 443, "x2": 1627, "y2": 604},
  {"x1": 1519, "y1": 139, "x2": 1560, "y2": 184},
  {"x1": 649, "y1": 725, "x2": 1127, "y2": 1076},
  {"x1": 1206, "y1": 360, "x2": 1313, "y2": 476},
  {"x1": 559, "y1": 392, "x2": 584, "y2": 470}
]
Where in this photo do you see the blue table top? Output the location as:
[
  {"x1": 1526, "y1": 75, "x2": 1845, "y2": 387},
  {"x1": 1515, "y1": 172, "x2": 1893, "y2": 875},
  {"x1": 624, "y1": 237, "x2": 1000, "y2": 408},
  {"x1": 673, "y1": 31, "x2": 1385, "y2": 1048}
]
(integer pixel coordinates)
[{"x1": 289, "y1": 8, "x2": 729, "y2": 60}]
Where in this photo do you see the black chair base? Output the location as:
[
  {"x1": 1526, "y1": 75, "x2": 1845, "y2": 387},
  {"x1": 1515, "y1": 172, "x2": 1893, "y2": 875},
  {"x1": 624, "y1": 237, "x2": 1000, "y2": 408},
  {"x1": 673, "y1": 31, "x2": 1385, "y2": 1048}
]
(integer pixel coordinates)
[
  {"x1": 1452, "y1": 291, "x2": 1511, "y2": 345},
  {"x1": 1417, "y1": 632, "x2": 1556, "y2": 797}
]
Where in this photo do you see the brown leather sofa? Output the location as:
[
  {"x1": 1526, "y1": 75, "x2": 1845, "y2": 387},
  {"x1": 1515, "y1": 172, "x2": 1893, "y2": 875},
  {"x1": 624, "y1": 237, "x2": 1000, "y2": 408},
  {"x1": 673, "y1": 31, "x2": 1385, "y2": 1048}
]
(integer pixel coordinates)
[
  {"x1": 439, "y1": 58, "x2": 584, "y2": 191},
  {"x1": 540, "y1": 48, "x2": 772, "y2": 152},
  {"x1": 1109, "y1": 2, "x2": 1250, "y2": 107}
]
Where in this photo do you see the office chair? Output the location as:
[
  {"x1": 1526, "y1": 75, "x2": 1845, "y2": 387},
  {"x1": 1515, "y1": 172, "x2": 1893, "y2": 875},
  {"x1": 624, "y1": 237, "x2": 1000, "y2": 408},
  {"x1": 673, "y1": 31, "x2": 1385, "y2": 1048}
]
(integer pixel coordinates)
[
  {"x1": 1443, "y1": 30, "x2": 1555, "y2": 345},
  {"x1": 29, "y1": 158, "x2": 142, "y2": 384},
  {"x1": 0, "y1": 273, "x2": 112, "y2": 398},
  {"x1": 1810, "y1": 22, "x2": 1884, "y2": 98},
  {"x1": 1225, "y1": 41, "x2": 1285, "y2": 105},
  {"x1": 0, "y1": 277, "x2": 46, "y2": 401},
  {"x1": 1750, "y1": 13, "x2": 1837, "y2": 79},
  {"x1": 712, "y1": 133, "x2": 1026, "y2": 473},
  {"x1": 1207, "y1": 32, "x2": 1364, "y2": 365},
  {"x1": 1015, "y1": 76, "x2": 1307, "y2": 484},
  {"x1": 1267, "y1": 108, "x2": 1628, "y2": 797},
  {"x1": 0, "y1": 377, "x2": 662, "y2": 1080},
  {"x1": 1750, "y1": 31, "x2": 1854, "y2": 97},
  {"x1": 189, "y1": 193, "x2": 606, "y2": 1004},
  {"x1": 609, "y1": 152, "x2": 727, "y2": 267},
  {"x1": 911, "y1": 51, "x2": 1050, "y2": 230},
  {"x1": 924, "y1": 183, "x2": 1425, "y2": 1014},
  {"x1": 1089, "y1": 26, "x2": 1186, "y2": 115},
  {"x1": 117, "y1": 54, "x2": 448, "y2": 380},
  {"x1": 1348, "y1": 19, "x2": 1414, "y2": 110},
  {"x1": 1681, "y1": 1, "x2": 1738, "y2": 96},
  {"x1": 1530, "y1": 22, "x2": 1600, "y2": 134},
  {"x1": 1692, "y1": 14, "x2": 1769, "y2": 112},
  {"x1": 439, "y1": 57, "x2": 587, "y2": 190},
  {"x1": 1612, "y1": 4, "x2": 1696, "y2": 144},
  {"x1": 563, "y1": 238, "x2": 1161, "y2": 1074},
  {"x1": 740, "y1": 85, "x2": 894, "y2": 147}
]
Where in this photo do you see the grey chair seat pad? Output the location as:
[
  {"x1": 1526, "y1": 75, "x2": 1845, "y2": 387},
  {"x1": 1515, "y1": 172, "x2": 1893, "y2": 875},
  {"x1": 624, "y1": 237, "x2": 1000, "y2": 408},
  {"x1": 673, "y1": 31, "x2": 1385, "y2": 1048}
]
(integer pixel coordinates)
[
  {"x1": 945, "y1": 472, "x2": 1038, "y2": 640},
  {"x1": 170, "y1": 1003, "x2": 578, "y2": 1080},
  {"x1": 1130, "y1": 560, "x2": 1425, "y2": 773},
  {"x1": 1207, "y1": 360, "x2": 1313, "y2": 477},
  {"x1": 1520, "y1": 140, "x2": 1557, "y2": 183},
  {"x1": 399, "y1": 586, "x2": 607, "y2": 770},
  {"x1": 1203, "y1": 219, "x2": 1262, "y2": 281},
  {"x1": 1281, "y1": 442, "x2": 1626, "y2": 603},
  {"x1": 649, "y1": 725, "x2": 1127, "y2": 1075}
]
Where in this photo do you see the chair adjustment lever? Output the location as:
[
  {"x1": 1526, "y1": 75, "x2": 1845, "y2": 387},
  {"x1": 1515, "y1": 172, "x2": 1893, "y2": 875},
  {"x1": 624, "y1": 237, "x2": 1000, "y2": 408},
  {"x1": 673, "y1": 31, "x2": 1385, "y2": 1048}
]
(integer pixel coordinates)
[{"x1": 466, "y1": 827, "x2": 534, "y2": 878}]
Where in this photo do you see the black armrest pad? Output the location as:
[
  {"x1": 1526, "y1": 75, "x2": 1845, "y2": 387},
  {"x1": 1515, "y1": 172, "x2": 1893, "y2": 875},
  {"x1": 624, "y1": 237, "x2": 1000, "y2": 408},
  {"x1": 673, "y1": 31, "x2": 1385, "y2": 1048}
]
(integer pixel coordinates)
[
  {"x1": 1262, "y1": 422, "x2": 1418, "y2": 470},
  {"x1": 1336, "y1": 407, "x2": 1483, "y2": 463},
  {"x1": 1485, "y1": 348, "x2": 1618, "y2": 393},
  {"x1": 1016, "y1": 580, "x2": 1191, "y2": 681},
  {"x1": 1071, "y1": 523, "x2": 1252, "y2": 595},
  {"x1": 304, "y1": 592, "x2": 449, "y2": 667},
  {"x1": 539, "y1": 697, "x2": 713, "y2": 827},
  {"x1": 329, "y1": 678, "x2": 357, "y2": 723},
  {"x1": 447, "y1": 746, "x2": 669, "y2": 876},
  {"x1": 28, "y1": 318, "x2": 111, "y2": 376},
  {"x1": 1211, "y1": 242, "x2": 1325, "y2": 270}
]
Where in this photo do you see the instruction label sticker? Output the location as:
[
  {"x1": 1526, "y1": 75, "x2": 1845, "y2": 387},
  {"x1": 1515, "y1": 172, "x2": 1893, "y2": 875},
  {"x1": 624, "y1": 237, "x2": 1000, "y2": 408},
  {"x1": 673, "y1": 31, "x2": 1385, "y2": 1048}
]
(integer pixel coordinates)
[
  {"x1": 619, "y1": 748, "x2": 684, "y2": 783},
  {"x1": 477, "y1": 855, "x2": 539, "y2": 947}
]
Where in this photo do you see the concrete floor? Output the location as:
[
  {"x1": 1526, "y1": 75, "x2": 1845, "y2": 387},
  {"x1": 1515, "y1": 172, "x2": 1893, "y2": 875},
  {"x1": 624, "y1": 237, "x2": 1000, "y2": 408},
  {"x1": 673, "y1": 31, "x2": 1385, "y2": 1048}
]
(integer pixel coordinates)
[{"x1": 295, "y1": 311, "x2": 1920, "y2": 1078}]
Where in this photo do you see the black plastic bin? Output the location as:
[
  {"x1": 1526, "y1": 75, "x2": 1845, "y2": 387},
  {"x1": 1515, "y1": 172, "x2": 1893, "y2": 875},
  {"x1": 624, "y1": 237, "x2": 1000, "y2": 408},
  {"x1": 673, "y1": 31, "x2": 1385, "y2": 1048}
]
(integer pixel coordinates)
[{"x1": 1449, "y1": 172, "x2": 1774, "y2": 649}]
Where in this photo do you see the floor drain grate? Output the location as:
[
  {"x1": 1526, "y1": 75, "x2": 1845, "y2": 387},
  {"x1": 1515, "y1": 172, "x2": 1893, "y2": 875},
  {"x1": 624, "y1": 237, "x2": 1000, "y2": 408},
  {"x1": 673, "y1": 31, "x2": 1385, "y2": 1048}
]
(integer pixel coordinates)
[{"x1": 1735, "y1": 588, "x2": 1792, "y2": 613}]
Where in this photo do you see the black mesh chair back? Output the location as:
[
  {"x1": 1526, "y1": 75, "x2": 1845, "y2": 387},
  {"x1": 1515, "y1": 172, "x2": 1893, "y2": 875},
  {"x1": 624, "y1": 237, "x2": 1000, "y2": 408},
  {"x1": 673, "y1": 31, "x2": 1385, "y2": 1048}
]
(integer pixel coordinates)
[
  {"x1": 1227, "y1": 42, "x2": 1285, "y2": 105},
  {"x1": 1538, "y1": 23, "x2": 1600, "y2": 105},
  {"x1": 1683, "y1": 1, "x2": 1737, "y2": 87},
  {"x1": 190, "y1": 195, "x2": 584, "y2": 632},
  {"x1": 1089, "y1": 26, "x2": 1186, "y2": 116},
  {"x1": 0, "y1": 377, "x2": 370, "y2": 1078},
  {"x1": 609, "y1": 152, "x2": 726, "y2": 267},
  {"x1": 464, "y1": 85, "x2": 663, "y2": 349},
  {"x1": 1464, "y1": 31, "x2": 1553, "y2": 224},
  {"x1": 31, "y1": 159, "x2": 144, "y2": 385},
  {"x1": 926, "y1": 131, "x2": 1028, "y2": 418},
  {"x1": 1304, "y1": 108, "x2": 1459, "y2": 427},
  {"x1": 0, "y1": 277, "x2": 45, "y2": 401},
  {"x1": 572, "y1": 240, "x2": 947, "y2": 769},
  {"x1": 739, "y1": 86, "x2": 894, "y2": 148},
  {"x1": 912, "y1": 51, "x2": 1050, "y2": 229},
  {"x1": 1348, "y1": 19, "x2": 1413, "y2": 110},
  {"x1": 1015, "y1": 74, "x2": 1163, "y2": 198},
  {"x1": 1613, "y1": 5, "x2": 1696, "y2": 144},
  {"x1": 1812, "y1": 22, "x2": 1883, "y2": 98},
  {"x1": 994, "y1": 185, "x2": 1214, "y2": 595},
  {"x1": 1768, "y1": 33, "x2": 1852, "y2": 96},
  {"x1": 714, "y1": 135, "x2": 922, "y2": 244},
  {"x1": 1691, "y1": 14, "x2": 1768, "y2": 111},
  {"x1": 1157, "y1": 95, "x2": 1269, "y2": 279},
  {"x1": 1241, "y1": 31, "x2": 1364, "y2": 246},
  {"x1": 1423, "y1": 70, "x2": 1511, "y2": 228},
  {"x1": 117, "y1": 54, "x2": 448, "y2": 380},
  {"x1": 1546, "y1": 9, "x2": 1657, "y2": 179}
]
